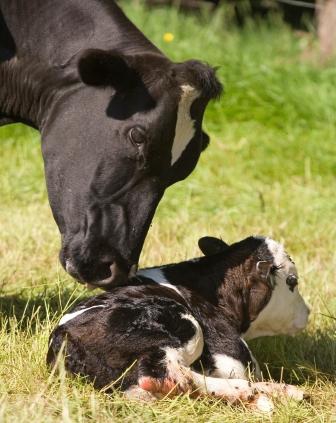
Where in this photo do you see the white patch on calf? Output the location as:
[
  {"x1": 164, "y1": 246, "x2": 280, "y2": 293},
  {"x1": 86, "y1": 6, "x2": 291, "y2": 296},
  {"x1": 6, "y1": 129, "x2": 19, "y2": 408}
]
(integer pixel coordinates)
[
  {"x1": 171, "y1": 85, "x2": 200, "y2": 165},
  {"x1": 244, "y1": 238, "x2": 310, "y2": 340},
  {"x1": 180, "y1": 314, "x2": 204, "y2": 365},
  {"x1": 136, "y1": 267, "x2": 183, "y2": 296},
  {"x1": 190, "y1": 371, "x2": 302, "y2": 410},
  {"x1": 190, "y1": 371, "x2": 255, "y2": 401},
  {"x1": 58, "y1": 305, "x2": 106, "y2": 326},
  {"x1": 164, "y1": 314, "x2": 204, "y2": 367},
  {"x1": 162, "y1": 313, "x2": 204, "y2": 389},
  {"x1": 212, "y1": 354, "x2": 247, "y2": 379},
  {"x1": 210, "y1": 340, "x2": 261, "y2": 380}
]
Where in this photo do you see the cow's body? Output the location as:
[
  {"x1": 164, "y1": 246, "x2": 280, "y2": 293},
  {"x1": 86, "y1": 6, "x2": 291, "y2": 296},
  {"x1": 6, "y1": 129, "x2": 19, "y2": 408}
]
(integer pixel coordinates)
[
  {"x1": 0, "y1": 1, "x2": 222, "y2": 287},
  {"x1": 47, "y1": 235, "x2": 309, "y2": 409}
]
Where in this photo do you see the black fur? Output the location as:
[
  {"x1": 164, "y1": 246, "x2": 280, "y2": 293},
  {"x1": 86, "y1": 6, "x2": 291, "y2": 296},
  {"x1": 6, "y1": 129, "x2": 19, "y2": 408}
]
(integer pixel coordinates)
[
  {"x1": 77, "y1": 49, "x2": 140, "y2": 90},
  {"x1": 48, "y1": 286, "x2": 195, "y2": 390}
]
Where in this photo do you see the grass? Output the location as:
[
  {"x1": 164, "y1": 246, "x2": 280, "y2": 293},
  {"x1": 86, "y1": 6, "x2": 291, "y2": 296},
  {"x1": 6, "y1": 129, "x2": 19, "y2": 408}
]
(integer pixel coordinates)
[{"x1": 1, "y1": 2, "x2": 336, "y2": 421}]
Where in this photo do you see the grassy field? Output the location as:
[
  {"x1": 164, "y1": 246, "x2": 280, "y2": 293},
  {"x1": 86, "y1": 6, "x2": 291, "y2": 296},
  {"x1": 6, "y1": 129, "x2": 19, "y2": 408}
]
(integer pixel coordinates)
[{"x1": 1, "y1": 2, "x2": 336, "y2": 422}]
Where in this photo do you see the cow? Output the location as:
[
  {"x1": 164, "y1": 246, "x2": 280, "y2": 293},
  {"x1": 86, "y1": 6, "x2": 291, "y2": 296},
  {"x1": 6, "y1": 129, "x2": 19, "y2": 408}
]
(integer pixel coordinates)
[
  {"x1": 0, "y1": 0, "x2": 222, "y2": 288},
  {"x1": 47, "y1": 235, "x2": 310, "y2": 411}
]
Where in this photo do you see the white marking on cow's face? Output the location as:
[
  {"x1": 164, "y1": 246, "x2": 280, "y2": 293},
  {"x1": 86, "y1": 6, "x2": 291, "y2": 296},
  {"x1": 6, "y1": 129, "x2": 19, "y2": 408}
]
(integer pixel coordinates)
[
  {"x1": 244, "y1": 238, "x2": 310, "y2": 340},
  {"x1": 164, "y1": 313, "x2": 204, "y2": 367},
  {"x1": 58, "y1": 305, "x2": 106, "y2": 326},
  {"x1": 171, "y1": 85, "x2": 200, "y2": 166},
  {"x1": 136, "y1": 267, "x2": 183, "y2": 296}
]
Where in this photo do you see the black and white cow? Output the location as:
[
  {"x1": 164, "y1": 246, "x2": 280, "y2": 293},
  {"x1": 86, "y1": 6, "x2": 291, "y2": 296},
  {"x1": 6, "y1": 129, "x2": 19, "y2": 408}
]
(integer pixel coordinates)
[
  {"x1": 0, "y1": 1, "x2": 222, "y2": 288},
  {"x1": 47, "y1": 235, "x2": 310, "y2": 410}
]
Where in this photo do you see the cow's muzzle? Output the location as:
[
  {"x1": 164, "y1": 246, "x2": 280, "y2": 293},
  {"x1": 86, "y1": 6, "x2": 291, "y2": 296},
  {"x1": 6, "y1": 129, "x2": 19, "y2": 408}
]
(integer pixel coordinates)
[
  {"x1": 65, "y1": 258, "x2": 138, "y2": 289},
  {"x1": 91, "y1": 262, "x2": 138, "y2": 289}
]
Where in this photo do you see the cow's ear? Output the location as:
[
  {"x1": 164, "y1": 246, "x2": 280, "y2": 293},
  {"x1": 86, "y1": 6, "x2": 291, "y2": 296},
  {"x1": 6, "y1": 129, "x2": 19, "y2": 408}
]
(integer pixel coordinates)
[
  {"x1": 78, "y1": 49, "x2": 138, "y2": 90},
  {"x1": 198, "y1": 236, "x2": 230, "y2": 256},
  {"x1": 201, "y1": 130, "x2": 210, "y2": 151}
]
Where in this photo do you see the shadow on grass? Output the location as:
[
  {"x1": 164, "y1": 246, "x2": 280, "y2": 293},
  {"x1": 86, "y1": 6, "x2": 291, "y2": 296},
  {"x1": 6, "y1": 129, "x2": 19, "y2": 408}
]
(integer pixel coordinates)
[
  {"x1": 0, "y1": 285, "x2": 90, "y2": 332},
  {"x1": 250, "y1": 330, "x2": 336, "y2": 383}
]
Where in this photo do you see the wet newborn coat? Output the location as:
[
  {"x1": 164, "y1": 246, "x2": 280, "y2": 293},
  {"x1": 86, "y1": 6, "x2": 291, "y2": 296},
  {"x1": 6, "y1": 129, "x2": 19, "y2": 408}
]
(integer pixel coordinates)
[{"x1": 47, "y1": 235, "x2": 309, "y2": 404}]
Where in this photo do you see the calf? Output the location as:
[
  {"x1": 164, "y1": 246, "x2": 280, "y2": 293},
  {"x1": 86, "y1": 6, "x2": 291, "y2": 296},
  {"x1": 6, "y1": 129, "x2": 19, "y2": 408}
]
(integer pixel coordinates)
[{"x1": 47, "y1": 235, "x2": 310, "y2": 410}]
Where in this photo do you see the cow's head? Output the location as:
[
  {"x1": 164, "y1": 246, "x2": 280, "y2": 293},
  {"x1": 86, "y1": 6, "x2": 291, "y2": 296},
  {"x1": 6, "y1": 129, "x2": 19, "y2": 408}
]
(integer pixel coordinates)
[{"x1": 42, "y1": 50, "x2": 222, "y2": 288}]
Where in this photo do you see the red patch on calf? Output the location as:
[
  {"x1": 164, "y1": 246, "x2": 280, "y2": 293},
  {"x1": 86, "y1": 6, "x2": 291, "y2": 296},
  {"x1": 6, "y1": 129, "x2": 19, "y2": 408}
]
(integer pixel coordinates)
[{"x1": 138, "y1": 376, "x2": 180, "y2": 396}]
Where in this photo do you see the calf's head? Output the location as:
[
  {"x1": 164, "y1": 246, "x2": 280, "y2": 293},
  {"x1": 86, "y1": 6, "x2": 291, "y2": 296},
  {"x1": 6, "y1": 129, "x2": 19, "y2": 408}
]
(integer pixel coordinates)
[
  {"x1": 199, "y1": 236, "x2": 310, "y2": 338},
  {"x1": 42, "y1": 50, "x2": 222, "y2": 288}
]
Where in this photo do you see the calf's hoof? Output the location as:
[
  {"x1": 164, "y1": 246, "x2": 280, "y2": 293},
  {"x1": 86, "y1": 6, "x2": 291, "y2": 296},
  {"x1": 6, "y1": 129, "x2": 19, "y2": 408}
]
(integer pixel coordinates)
[{"x1": 124, "y1": 385, "x2": 157, "y2": 402}]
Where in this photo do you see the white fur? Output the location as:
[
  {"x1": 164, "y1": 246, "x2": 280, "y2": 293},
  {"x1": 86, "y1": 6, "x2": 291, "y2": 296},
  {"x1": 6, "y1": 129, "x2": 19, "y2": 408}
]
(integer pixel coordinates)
[
  {"x1": 244, "y1": 238, "x2": 310, "y2": 339},
  {"x1": 164, "y1": 313, "x2": 204, "y2": 367},
  {"x1": 162, "y1": 313, "x2": 204, "y2": 389},
  {"x1": 212, "y1": 353, "x2": 247, "y2": 379},
  {"x1": 190, "y1": 371, "x2": 300, "y2": 410},
  {"x1": 171, "y1": 85, "x2": 200, "y2": 165},
  {"x1": 210, "y1": 339, "x2": 261, "y2": 380},
  {"x1": 58, "y1": 305, "x2": 106, "y2": 326},
  {"x1": 190, "y1": 371, "x2": 254, "y2": 399},
  {"x1": 180, "y1": 314, "x2": 204, "y2": 365},
  {"x1": 254, "y1": 395, "x2": 274, "y2": 413},
  {"x1": 136, "y1": 268, "x2": 183, "y2": 296}
]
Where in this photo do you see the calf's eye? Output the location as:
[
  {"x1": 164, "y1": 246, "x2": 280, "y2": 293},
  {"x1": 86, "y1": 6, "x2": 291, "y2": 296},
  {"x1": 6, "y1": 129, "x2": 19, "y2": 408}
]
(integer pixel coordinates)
[
  {"x1": 286, "y1": 274, "x2": 298, "y2": 292},
  {"x1": 129, "y1": 126, "x2": 146, "y2": 146}
]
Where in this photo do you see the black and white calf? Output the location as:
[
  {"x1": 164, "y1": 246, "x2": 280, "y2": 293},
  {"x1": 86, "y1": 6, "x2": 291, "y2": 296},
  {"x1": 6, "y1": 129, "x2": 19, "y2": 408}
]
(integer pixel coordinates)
[{"x1": 47, "y1": 236, "x2": 310, "y2": 409}]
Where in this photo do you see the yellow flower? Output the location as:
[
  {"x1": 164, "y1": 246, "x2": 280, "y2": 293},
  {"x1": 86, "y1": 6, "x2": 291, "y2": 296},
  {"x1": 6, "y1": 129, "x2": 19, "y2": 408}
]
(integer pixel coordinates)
[{"x1": 163, "y1": 32, "x2": 174, "y2": 43}]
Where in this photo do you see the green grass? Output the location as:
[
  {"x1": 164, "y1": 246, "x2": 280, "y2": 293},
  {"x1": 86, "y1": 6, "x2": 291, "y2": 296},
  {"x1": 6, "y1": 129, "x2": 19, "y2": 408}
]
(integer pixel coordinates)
[{"x1": 1, "y1": 2, "x2": 336, "y2": 421}]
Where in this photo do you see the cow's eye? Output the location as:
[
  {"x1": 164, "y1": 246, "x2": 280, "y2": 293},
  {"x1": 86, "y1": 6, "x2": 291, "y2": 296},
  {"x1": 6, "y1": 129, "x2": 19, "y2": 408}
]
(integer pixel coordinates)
[{"x1": 129, "y1": 126, "x2": 146, "y2": 146}]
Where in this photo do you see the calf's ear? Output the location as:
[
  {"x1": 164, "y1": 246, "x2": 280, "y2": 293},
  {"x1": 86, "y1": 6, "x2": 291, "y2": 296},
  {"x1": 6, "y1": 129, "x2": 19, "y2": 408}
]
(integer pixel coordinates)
[
  {"x1": 78, "y1": 49, "x2": 139, "y2": 91},
  {"x1": 198, "y1": 236, "x2": 230, "y2": 256}
]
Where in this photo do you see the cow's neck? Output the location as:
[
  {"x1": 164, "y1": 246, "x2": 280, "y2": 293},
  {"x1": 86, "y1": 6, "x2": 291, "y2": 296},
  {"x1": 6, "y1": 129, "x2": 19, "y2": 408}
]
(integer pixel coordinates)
[
  {"x1": 0, "y1": 0, "x2": 162, "y2": 129},
  {"x1": 0, "y1": 58, "x2": 78, "y2": 129}
]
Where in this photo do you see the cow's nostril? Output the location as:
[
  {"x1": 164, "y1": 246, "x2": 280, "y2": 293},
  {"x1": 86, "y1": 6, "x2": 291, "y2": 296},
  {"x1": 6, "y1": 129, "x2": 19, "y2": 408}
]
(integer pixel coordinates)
[
  {"x1": 86, "y1": 260, "x2": 130, "y2": 290},
  {"x1": 65, "y1": 259, "x2": 86, "y2": 284},
  {"x1": 109, "y1": 261, "x2": 129, "y2": 286}
]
